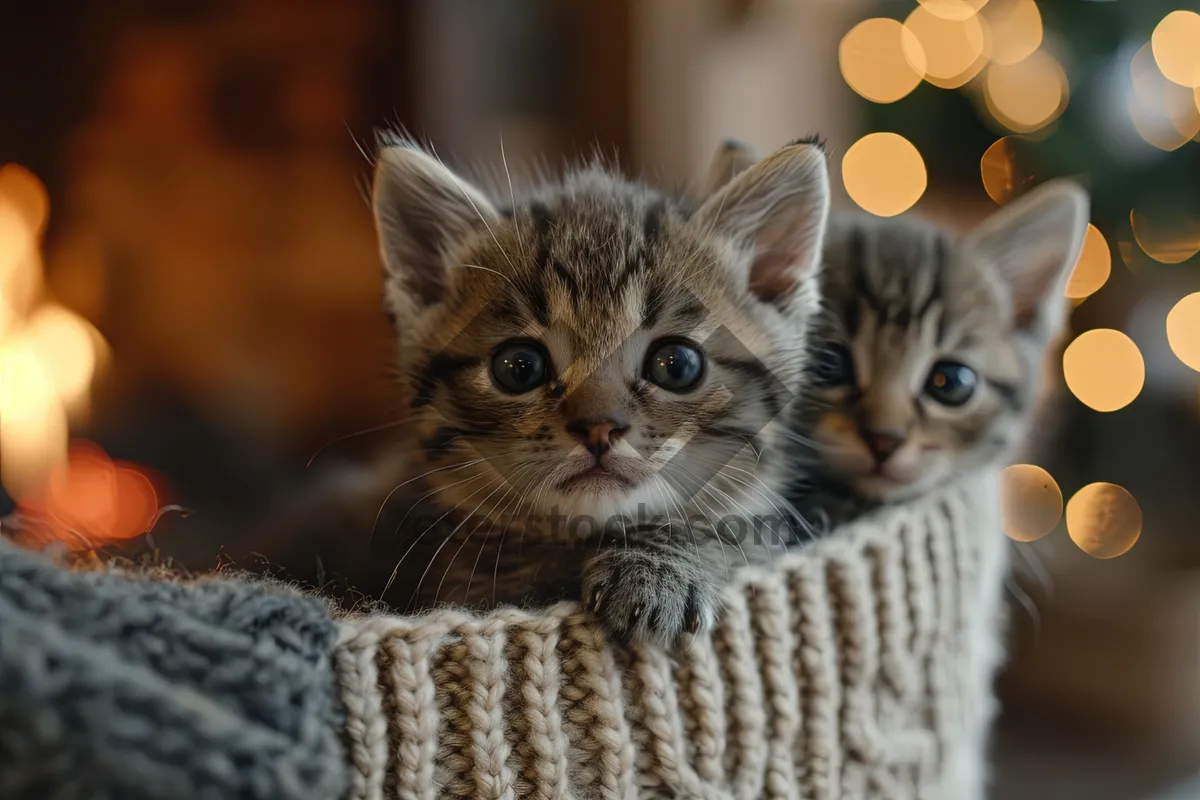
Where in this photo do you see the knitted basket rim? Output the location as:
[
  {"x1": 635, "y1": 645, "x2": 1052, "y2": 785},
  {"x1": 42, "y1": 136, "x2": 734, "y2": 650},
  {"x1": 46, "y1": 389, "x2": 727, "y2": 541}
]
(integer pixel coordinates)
[{"x1": 333, "y1": 471, "x2": 1006, "y2": 800}]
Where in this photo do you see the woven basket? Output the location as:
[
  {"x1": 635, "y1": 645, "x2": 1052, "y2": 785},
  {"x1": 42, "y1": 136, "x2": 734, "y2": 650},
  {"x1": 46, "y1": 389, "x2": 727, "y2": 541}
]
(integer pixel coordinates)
[{"x1": 334, "y1": 471, "x2": 1006, "y2": 800}]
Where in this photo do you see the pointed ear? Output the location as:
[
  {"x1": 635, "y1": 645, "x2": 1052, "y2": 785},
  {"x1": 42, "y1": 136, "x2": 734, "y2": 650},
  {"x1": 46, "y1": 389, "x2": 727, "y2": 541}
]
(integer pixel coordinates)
[
  {"x1": 963, "y1": 179, "x2": 1089, "y2": 339},
  {"x1": 372, "y1": 140, "x2": 499, "y2": 323},
  {"x1": 703, "y1": 139, "x2": 759, "y2": 196},
  {"x1": 690, "y1": 139, "x2": 830, "y2": 309}
]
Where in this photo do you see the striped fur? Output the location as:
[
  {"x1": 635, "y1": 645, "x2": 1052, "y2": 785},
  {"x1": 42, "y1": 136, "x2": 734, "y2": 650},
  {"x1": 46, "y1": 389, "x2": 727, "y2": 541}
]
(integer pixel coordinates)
[
  {"x1": 705, "y1": 140, "x2": 1088, "y2": 527},
  {"x1": 367, "y1": 136, "x2": 831, "y2": 646}
]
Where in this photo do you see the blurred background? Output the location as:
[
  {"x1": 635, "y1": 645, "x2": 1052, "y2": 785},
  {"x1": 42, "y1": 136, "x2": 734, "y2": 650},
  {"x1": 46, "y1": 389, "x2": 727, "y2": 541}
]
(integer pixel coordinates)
[{"x1": 1, "y1": 1, "x2": 1199, "y2": 797}]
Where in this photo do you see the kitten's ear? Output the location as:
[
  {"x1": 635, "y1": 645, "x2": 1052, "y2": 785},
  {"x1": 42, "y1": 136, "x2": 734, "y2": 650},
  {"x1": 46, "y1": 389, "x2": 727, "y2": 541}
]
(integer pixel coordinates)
[
  {"x1": 964, "y1": 179, "x2": 1089, "y2": 338},
  {"x1": 703, "y1": 139, "x2": 759, "y2": 196},
  {"x1": 372, "y1": 139, "x2": 499, "y2": 322},
  {"x1": 690, "y1": 139, "x2": 830, "y2": 309}
]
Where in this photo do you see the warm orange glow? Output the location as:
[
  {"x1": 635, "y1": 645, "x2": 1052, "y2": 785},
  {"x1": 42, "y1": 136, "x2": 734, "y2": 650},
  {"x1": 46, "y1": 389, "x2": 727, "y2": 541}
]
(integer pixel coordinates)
[
  {"x1": 983, "y1": 0, "x2": 1043, "y2": 66},
  {"x1": 839, "y1": 18, "x2": 927, "y2": 104},
  {"x1": 1001, "y1": 464, "x2": 1062, "y2": 542},
  {"x1": 1130, "y1": 44, "x2": 1200, "y2": 152},
  {"x1": 1062, "y1": 329, "x2": 1145, "y2": 413},
  {"x1": 1130, "y1": 208, "x2": 1200, "y2": 264},
  {"x1": 1151, "y1": 10, "x2": 1200, "y2": 88},
  {"x1": 0, "y1": 350, "x2": 68, "y2": 500},
  {"x1": 19, "y1": 305, "x2": 99, "y2": 409},
  {"x1": 979, "y1": 136, "x2": 1037, "y2": 205},
  {"x1": 0, "y1": 163, "x2": 112, "y2": 505},
  {"x1": 842, "y1": 133, "x2": 927, "y2": 218},
  {"x1": 1064, "y1": 224, "x2": 1111, "y2": 300},
  {"x1": 27, "y1": 441, "x2": 162, "y2": 549},
  {"x1": 917, "y1": 0, "x2": 989, "y2": 22},
  {"x1": 1166, "y1": 293, "x2": 1200, "y2": 372},
  {"x1": 0, "y1": 164, "x2": 48, "y2": 333},
  {"x1": 1066, "y1": 482, "x2": 1142, "y2": 559},
  {"x1": 904, "y1": 4, "x2": 990, "y2": 89},
  {"x1": 985, "y1": 50, "x2": 1068, "y2": 133}
]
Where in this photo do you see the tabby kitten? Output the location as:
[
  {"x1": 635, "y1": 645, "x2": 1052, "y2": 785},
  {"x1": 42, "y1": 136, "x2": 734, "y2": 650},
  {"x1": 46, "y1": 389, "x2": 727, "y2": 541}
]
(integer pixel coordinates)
[
  {"x1": 366, "y1": 134, "x2": 830, "y2": 645},
  {"x1": 707, "y1": 141, "x2": 1089, "y2": 528}
]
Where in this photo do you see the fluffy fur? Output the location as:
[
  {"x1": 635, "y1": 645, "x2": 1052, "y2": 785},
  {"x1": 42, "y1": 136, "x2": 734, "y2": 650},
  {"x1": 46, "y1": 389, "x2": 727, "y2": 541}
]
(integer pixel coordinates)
[
  {"x1": 368, "y1": 134, "x2": 831, "y2": 645},
  {"x1": 706, "y1": 140, "x2": 1089, "y2": 528}
]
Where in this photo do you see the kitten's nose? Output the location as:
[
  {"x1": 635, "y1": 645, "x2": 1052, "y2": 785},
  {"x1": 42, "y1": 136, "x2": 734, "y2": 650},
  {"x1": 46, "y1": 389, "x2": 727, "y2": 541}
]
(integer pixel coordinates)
[
  {"x1": 864, "y1": 428, "x2": 905, "y2": 464},
  {"x1": 566, "y1": 418, "x2": 630, "y2": 460}
]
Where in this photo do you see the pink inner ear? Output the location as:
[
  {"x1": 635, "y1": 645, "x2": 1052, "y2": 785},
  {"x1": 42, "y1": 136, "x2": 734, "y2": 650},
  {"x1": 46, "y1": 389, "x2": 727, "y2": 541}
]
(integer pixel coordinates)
[{"x1": 748, "y1": 250, "x2": 798, "y2": 304}]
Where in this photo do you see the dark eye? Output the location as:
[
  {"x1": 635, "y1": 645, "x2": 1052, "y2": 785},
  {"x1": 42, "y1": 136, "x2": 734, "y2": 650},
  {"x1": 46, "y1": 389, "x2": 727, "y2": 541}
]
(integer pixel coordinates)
[
  {"x1": 490, "y1": 340, "x2": 550, "y2": 394},
  {"x1": 644, "y1": 339, "x2": 705, "y2": 392},
  {"x1": 812, "y1": 343, "x2": 855, "y2": 387},
  {"x1": 925, "y1": 361, "x2": 977, "y2": 406}
]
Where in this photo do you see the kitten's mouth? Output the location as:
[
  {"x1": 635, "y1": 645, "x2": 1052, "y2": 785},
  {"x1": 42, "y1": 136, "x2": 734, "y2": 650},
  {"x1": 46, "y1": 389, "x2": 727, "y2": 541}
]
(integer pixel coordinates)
[{"x1": 557, "y1": 466, "x2": 634, "y2": 493}]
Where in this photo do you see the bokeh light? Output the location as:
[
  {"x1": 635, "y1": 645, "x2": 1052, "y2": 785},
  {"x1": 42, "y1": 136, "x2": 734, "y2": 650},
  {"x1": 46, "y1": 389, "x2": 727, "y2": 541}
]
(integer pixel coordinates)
[
  {"x1": 1064, "y1": 224, "x2": 1111, "y2": 300},
  {"x1": 1129, "y1": 44, "x2": 1200, "y2": 151},
  {"x1": 1066, "y1": 482, "x2": 1142, "y2": 559},
  {"x1": 23, "y1": 441, "x2": 162, "y2": 549},
  {"x1": 984, "y1": 50, "x2": 1069, "y2": 133},
  {"x1": 1062, "y1": 329, "x2": 1145, "y2": 412},
  {"x1": 0, "y1": 350, "x2": 68, "y2": 501},
  {"x1": 917, "y1": 0, "x2": 989, "y2": 23},
  {"x1": 1166, "y1": 293, "x2": 1200, "y2": 372},
  {"x1": 904, "y1": 4, "x2": 990, "y2": 89},
  {"x1": 839, "y1": 18, "x2": 927, "y2": 104},
  {"x1": 979, "y1": 136, "x2": 1037, "y2": 205},
  {"x1": 1001, "y1": 464, "x2": 1062, "y2": 542},
  {"x1": 1130, "y1": 208, "x2": 1200, "y2": 264},
  {"x1": 983, "y1": 0, "x2": 1043, "y2": 66},
  {"x1": 842, "y1": 133, "x2": 927, "y2": 217},
  {"x1": 0, "y1": 164, "x2": 111, "y2": 504},
  {"x1": 1151, "y1": 10, "x2": 1200, "y2": 88}
]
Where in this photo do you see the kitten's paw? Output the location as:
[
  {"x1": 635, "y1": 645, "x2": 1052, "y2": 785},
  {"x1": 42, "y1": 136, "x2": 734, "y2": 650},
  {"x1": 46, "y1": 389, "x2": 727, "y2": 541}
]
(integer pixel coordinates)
[{"x1": 582, "y1": 547, "x2": 720, "y2": 648}]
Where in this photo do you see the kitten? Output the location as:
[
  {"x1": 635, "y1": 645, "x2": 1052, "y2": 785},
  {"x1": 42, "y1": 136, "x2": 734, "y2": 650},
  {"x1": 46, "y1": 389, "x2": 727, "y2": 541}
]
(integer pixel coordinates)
[
  {"x1": 363, "y1": 134, "x2": 830, "y2": 645},
  {"x1": 706, "y1": 141, "x2": 1089, "y2": 529}
]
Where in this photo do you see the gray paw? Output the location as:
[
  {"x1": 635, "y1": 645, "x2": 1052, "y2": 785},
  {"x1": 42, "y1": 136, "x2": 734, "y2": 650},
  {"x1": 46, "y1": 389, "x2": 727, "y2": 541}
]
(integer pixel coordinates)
[{"x1": 582, "y1": 546, "x2": 720, "y2": 647}]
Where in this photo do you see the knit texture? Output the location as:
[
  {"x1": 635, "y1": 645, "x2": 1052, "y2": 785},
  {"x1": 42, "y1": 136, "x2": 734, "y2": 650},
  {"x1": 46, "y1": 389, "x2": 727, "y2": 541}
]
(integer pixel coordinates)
[
  {"x1": 0, "y1": 539, "x2": 348, "y2": 800},
  {"x1": 334, "y1": 470, "x2": 1007, "y2": 800},
  {"x1": 0, "y1": 470, "x2": 1004, "y2": 800}
]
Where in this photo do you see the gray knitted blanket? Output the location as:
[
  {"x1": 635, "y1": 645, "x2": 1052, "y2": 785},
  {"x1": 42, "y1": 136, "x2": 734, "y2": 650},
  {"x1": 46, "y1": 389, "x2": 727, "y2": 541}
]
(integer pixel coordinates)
[{"x1": 0, "y1": 471, "x2": 1005, "y2": 800}]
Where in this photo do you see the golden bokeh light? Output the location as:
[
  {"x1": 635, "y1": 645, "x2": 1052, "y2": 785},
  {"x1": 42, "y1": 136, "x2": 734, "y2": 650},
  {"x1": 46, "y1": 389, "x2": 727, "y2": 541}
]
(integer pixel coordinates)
[
  {"x1": 1062, "y1": 329, "x2": 1145, "y2": 412},
  {"x1": 1166, "y1": 293, "x2": 1200, "y2": 372},
  {"x1": 839, "y1": 18, "x2": 928, "y2": 104},
  {"x1": 979, "y1": 136, "x2": 1037, "y2": 205},
  {"x1": 19, "y1": 305, "x2": 99, "y2": 409},
  {"x1": 1151, "y1": 10, "x2": 1200, "y2": 88},
  {"x1": 983, "y1": 0, "x2": 1043, "y2": 66},
  {"x1": 984, "y1": 50, "x2": 1069, "y2": 133},
  {"x1": 904, "y1": 4, "x2": 990, "y2": 89},
  {"x1": 0, "y1": 350, "x2": 69, "y2": 501},
  {"x1": 842, "y1": 133, "x2": 928, "y2": 218},
  {"x1": 0, "y1": 163, "x2": 111, "y2": 505},
  {"x1": 1066, "y1": 483, "x2": 1142, "y2": 559},
  {"x1": 1064, "y1": 224, "x2": 1111, "y2": 300},
  {"x1": 1130, "y1": 208, "x2": 1200, "y2": 264},
  {"x1": 1129, "y1": 44, "x2": 1200, "y2": 151},
  {"x1": 1001, "y1": 464, "x2": 1062, "y2": 542},
  {"x1": 917, "y1": 0, "x2": 989, "y2": 22}
]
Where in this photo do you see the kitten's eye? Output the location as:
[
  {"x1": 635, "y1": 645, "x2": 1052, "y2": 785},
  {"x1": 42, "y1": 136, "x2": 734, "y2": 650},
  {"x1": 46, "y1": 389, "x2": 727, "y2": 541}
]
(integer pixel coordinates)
[
  {"x1": 491, "y1": 340, "x2": 550, "y2": 394},
  {"x1": 925, "y1": 361, "x2": 977, "y2": 406},
  {"x1": 813, "y1": 343, "x2": 855, "y2": 387},
  {"x1": 644, "y1": 339, "x2": 704, "y2": 393}
]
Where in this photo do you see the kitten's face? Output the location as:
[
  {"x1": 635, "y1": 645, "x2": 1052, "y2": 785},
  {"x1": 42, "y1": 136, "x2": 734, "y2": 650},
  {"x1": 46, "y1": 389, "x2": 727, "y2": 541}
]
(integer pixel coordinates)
[
  {"x1": 373, "y1": 141, "x2": 830, "y2": 527},
  {"x1": 807, "y1": 198, "x2": 1086, "y2": 504}
]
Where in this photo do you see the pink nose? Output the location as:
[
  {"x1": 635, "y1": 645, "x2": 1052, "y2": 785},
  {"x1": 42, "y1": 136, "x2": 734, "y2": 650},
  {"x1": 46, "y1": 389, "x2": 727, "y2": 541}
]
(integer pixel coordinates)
[
  {"x1": 566, "y1": 419, "x2": 629, "y2": 460},
  {"x1": 863, "y1": 428, "x2": 905, "y2": 464}
]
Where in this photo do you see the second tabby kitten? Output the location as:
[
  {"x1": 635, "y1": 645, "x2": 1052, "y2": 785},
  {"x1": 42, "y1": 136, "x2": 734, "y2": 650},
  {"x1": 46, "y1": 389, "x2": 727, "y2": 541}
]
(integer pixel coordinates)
[{"x1": 709, "y1": 141, "x2": 1088, "y2": 529}]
